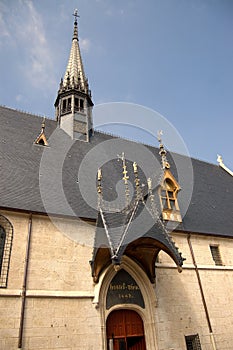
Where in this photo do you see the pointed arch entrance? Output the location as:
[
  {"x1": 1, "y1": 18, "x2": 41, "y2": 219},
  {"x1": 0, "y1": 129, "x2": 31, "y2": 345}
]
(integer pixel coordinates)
[{"x1": 106, "y1": 309, "x2": 146, "y2": 350}]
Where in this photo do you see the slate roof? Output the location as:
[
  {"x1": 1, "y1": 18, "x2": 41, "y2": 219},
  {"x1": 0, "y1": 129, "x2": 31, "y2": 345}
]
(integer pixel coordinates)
[{"x1": 0, "y1": 105, "x2": 233, "y2": 237}]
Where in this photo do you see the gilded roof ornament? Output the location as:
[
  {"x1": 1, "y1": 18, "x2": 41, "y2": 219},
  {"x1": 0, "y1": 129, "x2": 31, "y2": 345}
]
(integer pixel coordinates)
[
  {"x1": 133, "y1": 161, "x2": 142, "y2": 200},
  {"x1": 217, "y1": 154, "x2": 233, "y2": 177},
  {"x1": 118, "y1": 152, "x2": 130, "y2": 206},
  {"x1": 157, "y1": 130, "x2": 170, "y2": 169}
]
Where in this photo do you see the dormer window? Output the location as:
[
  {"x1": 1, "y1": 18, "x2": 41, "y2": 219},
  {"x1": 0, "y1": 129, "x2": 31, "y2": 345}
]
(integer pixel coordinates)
[
  {"x1": 160, "y1": 172, "x2": 182, "y2": 222},
  {"x1": 34, "y1": 117, "x2": 49, "y2": 146},
  {"x1": 161, "y1": 179, "x2": 179, "y2": 211}
]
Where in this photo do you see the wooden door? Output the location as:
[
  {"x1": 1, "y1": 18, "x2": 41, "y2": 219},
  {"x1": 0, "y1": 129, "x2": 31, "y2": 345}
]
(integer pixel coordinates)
[{"x1": 107, "y1": 309, "x2": 146, "y2": 350}]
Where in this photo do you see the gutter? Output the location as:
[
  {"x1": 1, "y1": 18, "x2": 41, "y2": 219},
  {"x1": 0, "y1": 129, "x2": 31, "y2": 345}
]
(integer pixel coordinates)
[
  {"x1": 18, "y1": 213, "x2": 32, "y2": 349},
  {"x1": 187, "y1": 234, "x2": 217, "y2": 350}
]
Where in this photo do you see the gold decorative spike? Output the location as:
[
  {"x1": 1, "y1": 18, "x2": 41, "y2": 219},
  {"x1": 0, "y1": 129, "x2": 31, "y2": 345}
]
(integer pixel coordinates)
[
  {"x1": 34, "y1": 117, "x2": 48, "y2": 146},
  {"x1": 97, "y1": 168, "x2": 102, "y2": 194},
  {"x1": 157, "y1": 130, "x2": 170, "y2": 169},
  {"x1": 97, "y1": 168, "x2": 103, "y2": 209},
  {"x1": 133, "y1": 161, "x2": 141, "y2": 200},
  {"x1": 97, "y1": 168, "x2": 102, "y2": 181},
  {"x1": 41, "y1": 116, "x2": 45, "y2": 130},
  {"x1": 148, "y1": 177, "x2": 152, "y2": 191},
  {"x1": 118, "y1": 152, "x2": 130, "y2": 206},
  {"x1": 133, "y1": 161, "x2": 138, "y2": 174}
]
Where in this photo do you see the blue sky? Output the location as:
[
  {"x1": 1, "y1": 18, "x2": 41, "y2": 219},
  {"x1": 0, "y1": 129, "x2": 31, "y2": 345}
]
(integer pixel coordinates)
[{"x1": 0, "y1": 0, "x2": 232, "y2": 169}]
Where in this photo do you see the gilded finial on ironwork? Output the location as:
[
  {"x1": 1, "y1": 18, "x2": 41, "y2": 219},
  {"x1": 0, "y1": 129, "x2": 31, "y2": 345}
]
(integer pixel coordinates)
[
  {"x1": 98, "y1": 168, "x2": 102, "y2": 181},
  {"x1": 118, "y1": 152, "x2": 130, "y2": 206},
  {"x1": 148, "y1": 177, "x2": 152, "y2": 191},
  {"x1": 133, "y1": 162, "x2": 142, "y2": 200},
  {"x1": 157, "y1": 130, "x2": 170, "y2": 170},
  {"x1": 97, "y1": 168, "x2": 102, "y2": 194}
]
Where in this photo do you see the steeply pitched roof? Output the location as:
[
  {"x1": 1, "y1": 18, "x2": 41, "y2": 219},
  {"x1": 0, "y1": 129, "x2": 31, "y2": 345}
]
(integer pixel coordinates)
[{"x1": 0, "y1": 105, "x2": 232, "y2": 237}]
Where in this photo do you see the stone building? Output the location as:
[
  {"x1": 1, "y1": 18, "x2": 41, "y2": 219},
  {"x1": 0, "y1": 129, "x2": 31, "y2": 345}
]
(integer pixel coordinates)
[{"x1": 0, "y1": 11, "x2": 233, "y2": 350}]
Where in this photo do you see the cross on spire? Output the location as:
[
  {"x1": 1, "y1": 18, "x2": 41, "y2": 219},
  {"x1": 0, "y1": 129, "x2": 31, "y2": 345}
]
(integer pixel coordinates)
[{"x1": 73, "y1": 9, "x2": 80, "y2": 24}]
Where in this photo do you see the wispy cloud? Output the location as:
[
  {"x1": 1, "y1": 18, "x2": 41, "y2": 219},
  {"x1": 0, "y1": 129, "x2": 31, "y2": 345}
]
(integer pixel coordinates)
[
  {"x1": 1, "y1": 0, "x2": 56, "y2": 91},
  {"x1": 80, "y1": 38, "x2": 91, "y2": 52},
  {"x1": 0, "y1": 3, "x2": 11, "y2": 43},
  {"x1": 17, "y1": 0, "x2": 56, "y2": 90}
]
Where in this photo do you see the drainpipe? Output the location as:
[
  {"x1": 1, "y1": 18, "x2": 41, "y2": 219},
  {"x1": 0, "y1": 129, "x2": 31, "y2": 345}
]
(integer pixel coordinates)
[
  {"x1": 18, "y1": 213, "x2": 32, "y2": 349},
  {"x1": 187, "y1": 234, "x2": 217, "y2": 350}
]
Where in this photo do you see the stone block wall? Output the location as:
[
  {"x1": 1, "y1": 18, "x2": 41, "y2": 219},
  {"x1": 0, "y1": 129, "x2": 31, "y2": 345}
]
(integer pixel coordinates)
[
  {"x1": 1, "y1": 210, "x2": 233, "y2": 350},
  {"x1": 155, "y1": 232, "x2": 233, "y2": 350}
]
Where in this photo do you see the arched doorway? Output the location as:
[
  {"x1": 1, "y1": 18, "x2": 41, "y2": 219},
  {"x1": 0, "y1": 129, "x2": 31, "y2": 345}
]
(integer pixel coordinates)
[{"x1": 106, "y1": 309, "x2": 146, "y2": 350}]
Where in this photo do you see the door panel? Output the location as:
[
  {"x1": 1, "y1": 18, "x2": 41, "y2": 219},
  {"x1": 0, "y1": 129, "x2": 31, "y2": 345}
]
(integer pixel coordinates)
[{"x1": 107, "y1": 310, "x2": 146, "y2": 350}]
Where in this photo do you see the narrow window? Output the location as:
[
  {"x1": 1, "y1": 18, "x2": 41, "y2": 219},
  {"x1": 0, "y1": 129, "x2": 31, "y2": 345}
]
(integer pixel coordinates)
[
  {"x1": 209, "y1": 245, "x2": 223, "y2": 266},
  {"x1": 67, "y1": 98, "x2": 72, "y2": 111},
  {"x1": 62, "y1": 99, "x2": 67, "y2": 113},
  {"x1": 74, "y1": 97, "x2": 79, "y2": 112},
  {"x1": 0, "y1": 215, "x2": 13, "y2": 288},
  {"x1": 0, "y1": 226, "x2": 6, "y2": 273},
  {"x1": 185, "y1": 334, "x2": 202, "y2": 350},
  {"x1": 80, "y1": 99, "x2": 84, "y2": 111}
]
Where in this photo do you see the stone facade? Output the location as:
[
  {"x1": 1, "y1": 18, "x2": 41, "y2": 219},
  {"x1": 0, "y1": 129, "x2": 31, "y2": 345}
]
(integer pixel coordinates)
[{"x1": 0, "y1": 210, "x2": 233, "y2": 349}]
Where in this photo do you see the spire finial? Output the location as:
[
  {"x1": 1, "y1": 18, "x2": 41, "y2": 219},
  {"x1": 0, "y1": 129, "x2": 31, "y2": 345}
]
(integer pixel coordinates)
[
  {"x1": 73, "y1": 9, "x2": 79, "y2": 23},
  {"x1": 41, "y1": 116, "x2": 45, "y2": 131},
  {"x1": 157, "y1": 130, "x2": 170, "y2": 170},
  {"x1": 72, "y1": 9, "x2": 79, "y2": 40}
]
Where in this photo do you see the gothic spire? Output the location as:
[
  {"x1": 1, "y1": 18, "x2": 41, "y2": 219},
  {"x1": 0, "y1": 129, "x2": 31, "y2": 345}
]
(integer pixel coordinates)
[
  {"x1": 55, "y1": 9, "x2": 93, "y2": 141},
  {"x1": 62, "y1": 9, "x2": 89, "y2": 95}
]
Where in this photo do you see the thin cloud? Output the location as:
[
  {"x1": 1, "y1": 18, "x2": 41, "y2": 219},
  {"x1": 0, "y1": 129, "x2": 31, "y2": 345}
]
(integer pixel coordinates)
[
  {"x1": 80, "y1": 38, "x2": 91, "y2": 52},
  {"x1": 16, "y1": 0, "x2": 56, "y2": 90},
  {"x1": 0, "y1": 4, "x2": 11, "y2": 45},
  {"x1": 2, "y1": 0, "x2": 56, "y2": 91}
]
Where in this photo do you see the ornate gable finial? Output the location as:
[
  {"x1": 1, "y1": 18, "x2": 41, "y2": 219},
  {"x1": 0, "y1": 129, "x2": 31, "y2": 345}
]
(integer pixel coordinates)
[
  {"x1": 217, "y1": 154, "x2": 233, "y2": 177},
  {"x1": 157, "y1": 130, "x2": 170, "y2": 170}
]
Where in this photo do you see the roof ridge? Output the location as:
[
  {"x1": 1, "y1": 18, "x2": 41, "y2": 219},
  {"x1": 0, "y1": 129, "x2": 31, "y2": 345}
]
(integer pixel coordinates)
[
  {"x1": 94, "y1": 129, "x2": 222, "y2": 168},
  {"x1": 0, "y1": 104, "x2": 53, "y2": 120},
  {"x1": 94, "y1": 127, "x2": 158, "y2": 148}
]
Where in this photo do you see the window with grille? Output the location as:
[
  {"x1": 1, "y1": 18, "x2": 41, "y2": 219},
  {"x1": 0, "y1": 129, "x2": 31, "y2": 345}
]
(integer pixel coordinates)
[
  {"x1": 209, "y1": 245, "x2": 223, "y2": 266},
  {"x1": 0, "y1": 215, "x2": 13, "y2": 288},
  {"x1": 185, "y1": 334, "x2": 202, "y2": 350}
]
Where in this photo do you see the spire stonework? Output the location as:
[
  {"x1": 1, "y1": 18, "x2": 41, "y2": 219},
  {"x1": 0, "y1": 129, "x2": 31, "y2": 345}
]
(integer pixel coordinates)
[{"x1": 54, "y1": 10, "x2": 93, "y2": 141}]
